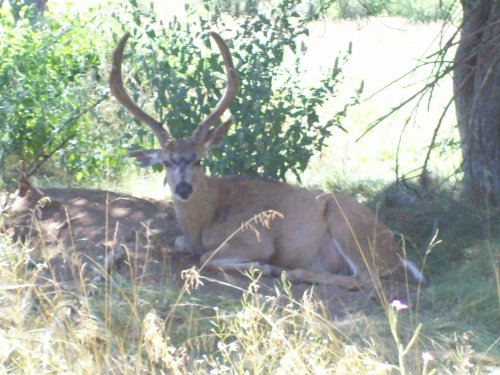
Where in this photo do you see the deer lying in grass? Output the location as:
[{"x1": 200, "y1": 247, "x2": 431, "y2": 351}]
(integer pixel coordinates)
[{"x1": 110, "y1": 32, "x2": 425, "y2": 290}]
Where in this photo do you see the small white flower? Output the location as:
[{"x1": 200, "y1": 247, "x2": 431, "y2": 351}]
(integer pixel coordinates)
[
  {"x1": 390, "y1": 300, "x2": 409, "y2": 312},
  {"x1": 421, "y1": 351, "x2": 435, "y2": 362}
]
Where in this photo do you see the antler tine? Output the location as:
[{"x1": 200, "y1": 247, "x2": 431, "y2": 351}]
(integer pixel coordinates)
[
  {"x1": 110, "y1": 32, "x2": 171, "y2": 148},
  {"x1": 194, "y1": 32, "x2": 238, "y2": 143}
]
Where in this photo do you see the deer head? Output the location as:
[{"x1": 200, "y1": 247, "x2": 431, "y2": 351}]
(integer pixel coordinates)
[{"x1": 109, "y1": 32, "x2": 238, "y2": 201}]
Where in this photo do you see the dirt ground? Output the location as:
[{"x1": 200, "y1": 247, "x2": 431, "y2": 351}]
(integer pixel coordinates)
[{"x1": 1, "y1": 182, "x2": 415, "y2": 317}]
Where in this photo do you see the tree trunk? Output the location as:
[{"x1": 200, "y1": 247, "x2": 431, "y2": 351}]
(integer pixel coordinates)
[
  {"x1": 7, "y1": 0, "x2": 47, "y2": 21},
  {"x1": 454, "y1": 0, "x2": 500, "y2": 205}
]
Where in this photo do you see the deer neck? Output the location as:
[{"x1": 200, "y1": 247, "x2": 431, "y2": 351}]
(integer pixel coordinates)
[{"x1": 172, "y1": 176, "x2": 217, "y2": 250}]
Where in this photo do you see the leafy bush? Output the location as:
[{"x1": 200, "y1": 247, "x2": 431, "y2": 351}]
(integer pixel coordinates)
[
  {"x1": 328, "y1": 0, "x2": 458, "y2": 21},
  {"x1": 120, "y1": 0, "x2": 359, "y2": 181},
  {"x1": 203, "y1": 0, "x2": 457, "y2": 22},
  {"x1": 0, "y1": 4, "x2": 126, "y2": 188},
  {"x1": 0, "y1": 0, "x2": 359, "y2": 187}
]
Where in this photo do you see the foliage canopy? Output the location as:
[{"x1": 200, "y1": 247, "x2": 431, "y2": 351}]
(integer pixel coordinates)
[
  {"x1": 120, "y1": 0, "x2": 358, "y2": 181},
  {"x1": 0, "y1": 0, "x2": 357, "y2": 187},
  {"x1": 0, "y1": 3, "x2": 120, "y2": 186}
]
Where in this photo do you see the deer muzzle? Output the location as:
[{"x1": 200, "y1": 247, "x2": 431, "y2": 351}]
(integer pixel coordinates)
[{"x1": 175, "y1": 181, "x2": 193, "y2": 200}]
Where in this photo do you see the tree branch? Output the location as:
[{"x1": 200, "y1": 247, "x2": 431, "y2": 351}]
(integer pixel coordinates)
[{"x1": 27, "y1": 94, "x2": 109, "y2": 177}]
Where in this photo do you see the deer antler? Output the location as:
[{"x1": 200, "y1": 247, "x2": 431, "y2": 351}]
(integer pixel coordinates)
[
  {"x1": 110, "y1": 32, "x2": 237, "y2": 147},
  {"x1": 193, "y1": 32, "x2": 238, "y2": 143},
  {"x1": 109, "y1": 32, "x2": 171, "y2": 148}
]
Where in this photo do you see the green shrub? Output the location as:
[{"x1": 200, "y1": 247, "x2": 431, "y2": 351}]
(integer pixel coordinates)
[
  {"x1": 120, "y1": 0, "x2": 359, "y2": 181},
  {"x1": 0, "y1": 5, "x2": 122, "y2": 187},
  {"x1": 0, "y1": 0, "x2": 358, "y2": 187},
  {"x1": 200, "y1": 0, "x2": 457, "y2": 22}
]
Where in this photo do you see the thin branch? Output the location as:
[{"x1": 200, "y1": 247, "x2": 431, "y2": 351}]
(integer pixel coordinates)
[
  {"x1": 420, "y1": 95, "x2": 455, "y2": 185},
  {"x1": 357, "y1": 6, "x2": 500, "y2": 188},
  {"x1": 356, "y1": 64, "x2": 454, "y2": 142},
  {"x1": 395, "y1": 106, "x2": 420, "y2": 182},
  {"x1": 27, "y1": 94, "x2": 109, "y2": 177}
]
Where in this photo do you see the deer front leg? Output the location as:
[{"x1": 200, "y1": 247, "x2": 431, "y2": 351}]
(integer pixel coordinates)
[
  {"x1": 283, "y1": 269, "x2": 374, "y2": 290},
  {"x1": 199, "y1": 235, "x2": 277, "y2": 276},
  {"x1": 174, "y1": 235, "x2": 205, "y2": 255}
]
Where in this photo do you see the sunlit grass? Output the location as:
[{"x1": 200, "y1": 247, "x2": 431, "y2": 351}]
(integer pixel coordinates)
[
  {"x1": 1, "y1": 230, "x2": 498, "y2": 373},
  {"x1": 300, "y1": 18, "x2": 460, "y2": 192},
  {"x1": 1, "y1": 5, "x2": 498, "y2": 373}
]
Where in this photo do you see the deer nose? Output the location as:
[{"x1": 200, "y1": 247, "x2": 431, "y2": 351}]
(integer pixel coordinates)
[{"x1": 175, "y1": 181, "x2": 193, "y2": 200}]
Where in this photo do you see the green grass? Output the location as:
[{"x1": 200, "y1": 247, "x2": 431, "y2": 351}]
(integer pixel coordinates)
[
  {"x1": 0, "y1": 230, "x2": 498, "y2": 373},
  {"x1": 2, "y1": 4, "x2": 499, "y2": 374},
  {"x1": 1, "y1": 181, "x2": 499, "y2": 373},
  {"x1": 298, "y1": 18, "x2": 460, "y2": 193}
]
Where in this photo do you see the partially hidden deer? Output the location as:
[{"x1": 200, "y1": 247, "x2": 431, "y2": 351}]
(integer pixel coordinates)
[{"x1": 109, "y1": 32, "x2": 425, "y2": 290}]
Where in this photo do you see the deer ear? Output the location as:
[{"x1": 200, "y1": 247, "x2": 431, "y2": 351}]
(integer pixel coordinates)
[
  {"x1": 17, "y1": 174, "x2": 34, "y2": 197},
  {"x1": 204, "y1": 117, "x2": 233, "y2": 150},
  {"x1": 11, "y1": 175, "x2": 46, "y2": 214},
  {"x1": 127, "y1": 149, "x2": 163, "y2": 168}
]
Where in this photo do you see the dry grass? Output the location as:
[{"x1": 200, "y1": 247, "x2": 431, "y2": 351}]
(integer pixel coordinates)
[
  {"x1": 1, "y1": 229, "x2": 498, "y2": 374},
  {"x1": 1, "y1": 5, "x2": 498, "y2": 373}
]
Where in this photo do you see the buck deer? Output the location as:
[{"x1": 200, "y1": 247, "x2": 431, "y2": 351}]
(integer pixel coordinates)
[{"x1": 110, "y1": 32, "x2": 425, "y2": 290}]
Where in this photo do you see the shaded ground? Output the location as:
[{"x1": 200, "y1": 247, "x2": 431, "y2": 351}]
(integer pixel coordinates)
[{"x1": 1, "y1": 182, "x2": 416, "y2": 317}]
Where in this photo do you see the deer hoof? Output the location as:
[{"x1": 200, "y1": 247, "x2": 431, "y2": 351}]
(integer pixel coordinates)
[{"x1": 174, "y1": 236, "x2": 191, "y2": 253}]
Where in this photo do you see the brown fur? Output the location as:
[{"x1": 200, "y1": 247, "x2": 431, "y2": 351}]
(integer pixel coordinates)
[
  {"x1": 167, "y1": 163, "x2": 417, "y2": 290},
  {"x1": 110, "y1": 32, "x2": 424, "y2": 290}
]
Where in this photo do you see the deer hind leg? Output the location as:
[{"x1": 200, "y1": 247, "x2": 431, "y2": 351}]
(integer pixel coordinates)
[
  {"x1": 201, "y1": 245, "x2": 371, "y2": 289},
  {"x1": 282, "y1": 235, "x2": 377, "y2": 290}
]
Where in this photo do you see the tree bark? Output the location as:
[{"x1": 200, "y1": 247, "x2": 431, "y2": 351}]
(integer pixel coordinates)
[
  {"x1": 7, "y1": 0, "x2": 47, "y2": 21},
  {"x1": 454, "y1": 0, "x2": 500, "y2": 205}
]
